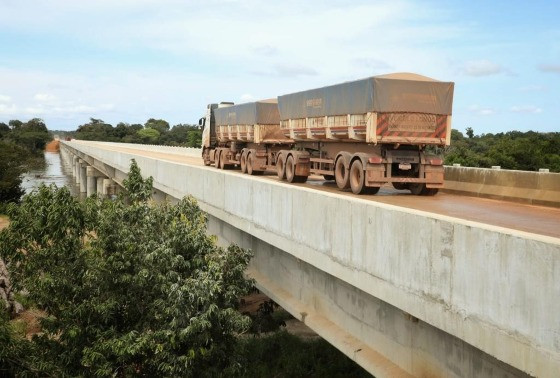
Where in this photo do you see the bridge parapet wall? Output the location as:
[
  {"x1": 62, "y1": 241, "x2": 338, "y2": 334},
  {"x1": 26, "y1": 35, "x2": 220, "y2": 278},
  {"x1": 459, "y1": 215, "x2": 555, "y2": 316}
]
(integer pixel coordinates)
[{"x1": 444, "y1": 166, "x2": 560, "y2": 207}]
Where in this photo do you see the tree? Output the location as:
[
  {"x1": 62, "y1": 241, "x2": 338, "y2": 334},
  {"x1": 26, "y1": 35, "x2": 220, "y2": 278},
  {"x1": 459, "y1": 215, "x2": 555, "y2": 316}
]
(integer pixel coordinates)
[
  {"x1": 8, "y1": 120, "x2": 22, "y2": 130},
  {"x1": 0, "y1": 122, "x2": 9, "y2": 138},
  {"x1": 7, "y1": 118, "x2": 51, "y2": 152},
  {"x1": 465, "y1": 127, "x2": 474, "y2": 139},
  {"x1": 137, "y1": 127, "x2": 160, "y2": 143},
  {"x1": 75, "y1": 118, "x2": 117, "y2": 142},
  {"x1": 0, "y1": 142, "x2": 27, "y2": 204},
  {"x1": 145, "y1": 118, "x2": 170, "y2": 134},
  {"x1": 0, "y1": 161, "x2": 253, "y2": 376}
]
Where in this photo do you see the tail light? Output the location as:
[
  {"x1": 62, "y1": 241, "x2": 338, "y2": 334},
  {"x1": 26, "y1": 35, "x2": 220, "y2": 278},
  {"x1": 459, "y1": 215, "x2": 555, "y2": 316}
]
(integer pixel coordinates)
[
  {"x1": 368, "y1": 156, "x2": 383, "y2": 164},
  {"x1": 428, "y1": 158, "x2": 443, "y2": 165}
]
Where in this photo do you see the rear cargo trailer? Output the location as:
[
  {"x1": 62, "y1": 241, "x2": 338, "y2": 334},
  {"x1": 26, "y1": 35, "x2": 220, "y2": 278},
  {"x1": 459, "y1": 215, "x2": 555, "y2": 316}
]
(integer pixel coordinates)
[{"x1": 200, "y1": 72, "x2": 455, "y2": 195}]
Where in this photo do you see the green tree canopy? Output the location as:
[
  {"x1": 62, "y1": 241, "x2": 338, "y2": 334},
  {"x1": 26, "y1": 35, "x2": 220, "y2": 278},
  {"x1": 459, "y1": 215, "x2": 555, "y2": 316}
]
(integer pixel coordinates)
[
  {"x1": 0, "y1": 160, "x2": 253, "y2": 376},
  {"x1": 0, "y1": 142, "x2": 27, "y2": 204},
  {"x1": 137, "y1": 127, "x2": 160, "y2": 143},
  {"x1": 75, "y1": 118, "x2": 117, "y2": 142},
  {"x1": 444, "y1": 129, "x2": 560, "y2": 172},
  {"x1": 145, "y1": 118, "x2": 170, "y2": 134}
]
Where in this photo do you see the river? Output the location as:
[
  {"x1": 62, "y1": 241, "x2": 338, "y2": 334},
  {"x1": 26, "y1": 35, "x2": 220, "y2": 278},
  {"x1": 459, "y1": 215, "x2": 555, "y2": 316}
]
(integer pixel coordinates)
[{"x1": 21, "y1": 151, "x2": 82, "y2": 197}]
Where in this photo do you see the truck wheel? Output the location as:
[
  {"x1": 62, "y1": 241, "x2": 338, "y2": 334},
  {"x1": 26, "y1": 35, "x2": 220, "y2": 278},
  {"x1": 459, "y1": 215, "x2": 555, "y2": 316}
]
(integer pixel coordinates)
[
  {"x1": 203, "y1": 149, "x2": 211, "y2": 166},
  {"x1": 219, "y1": 151, "x2": 227, "y2": 170},
  {"x1": 285, "y1": 155, "x2": 306, "y2": 183},
  {"x1": 240, "y1": 151, "x2": 248, "y2": 174},
  {"x1": 392, "y1": 182, "x2": 407, "y2": 190},
  {"x1": 335, "y1": 157, "x2": 350, "y2": 190},
  {"x1": 276, "y1": 155, "x2": 286, "y2": 180},
  {"x1": 409, "y1": 183, "x2": 425, "y2": 195},
  {"x1": 349, "y1": 160, "x2": 367, "y2": 194},
  {"x1": 215, "y1": 150, "x2": 221, "y2": 169},
  {"x1": 422, "y1": 187, "x2": 439, "y2": 196},
  {"x1": 286, "y1": 155, "x2": 296, "y2": 182},
  {"x1": 247, "y1": 154, "x2": 254, "y2": 175}
]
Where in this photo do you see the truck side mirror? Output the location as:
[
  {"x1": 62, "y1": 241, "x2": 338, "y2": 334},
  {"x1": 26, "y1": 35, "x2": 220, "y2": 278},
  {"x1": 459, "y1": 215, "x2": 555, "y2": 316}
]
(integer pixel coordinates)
[{"x1": 198, "y1": 117, "x2": 204, "y2": 126}]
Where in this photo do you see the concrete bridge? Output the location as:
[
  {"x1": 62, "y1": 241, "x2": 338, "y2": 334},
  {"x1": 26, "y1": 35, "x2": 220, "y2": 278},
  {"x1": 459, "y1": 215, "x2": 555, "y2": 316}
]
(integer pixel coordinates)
[{"x1": 60, "y1": 140, "x2": 560, "y2": 378}]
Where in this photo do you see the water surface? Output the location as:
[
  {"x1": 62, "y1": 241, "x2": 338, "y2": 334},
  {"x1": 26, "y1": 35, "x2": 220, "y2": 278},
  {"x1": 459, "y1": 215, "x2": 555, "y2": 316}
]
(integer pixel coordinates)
[{"x1": 21, "y1": 152, "x2": 81, "y2": 197}]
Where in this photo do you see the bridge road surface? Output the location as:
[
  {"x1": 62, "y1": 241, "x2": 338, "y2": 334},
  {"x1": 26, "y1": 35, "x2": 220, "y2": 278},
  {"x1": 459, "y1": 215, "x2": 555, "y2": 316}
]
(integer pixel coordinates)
[{"x1": 79, "y1": 141, "x2": 560, "y2": 239}]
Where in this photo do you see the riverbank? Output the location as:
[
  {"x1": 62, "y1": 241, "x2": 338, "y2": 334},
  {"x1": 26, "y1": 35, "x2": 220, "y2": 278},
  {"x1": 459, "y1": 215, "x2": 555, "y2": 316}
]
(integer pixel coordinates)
[{"x1": 45, "y1": 139, "x2": 60, "y2": 152}]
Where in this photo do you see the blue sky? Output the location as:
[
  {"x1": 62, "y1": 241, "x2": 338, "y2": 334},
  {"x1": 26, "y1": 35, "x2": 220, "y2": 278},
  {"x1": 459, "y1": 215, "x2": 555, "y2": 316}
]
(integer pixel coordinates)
[{"x1": 0, "y1": 0, "x2": 558, "y2": 134}]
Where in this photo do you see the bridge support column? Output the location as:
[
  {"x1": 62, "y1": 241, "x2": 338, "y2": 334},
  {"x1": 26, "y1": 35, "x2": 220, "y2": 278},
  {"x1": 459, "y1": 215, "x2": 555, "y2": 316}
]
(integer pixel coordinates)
[
  {"x1": 86, "y1": 167, "x2": 97, "y2": 197},
  {"x1": 102, "y1": 179, "x2": 118, "y2": 198},
  {"x1": 72, "y1": 156, "x2": 78, "y2": 180},
  {"x1": 96, "y1": 177, "x2": 105, "y2": 197},
  {"x1": 75, "y1": 159, "x2": 82, "y2": 185},
  {"x1": 79, "y1": 162, "x2": 87, "y2": 193}
]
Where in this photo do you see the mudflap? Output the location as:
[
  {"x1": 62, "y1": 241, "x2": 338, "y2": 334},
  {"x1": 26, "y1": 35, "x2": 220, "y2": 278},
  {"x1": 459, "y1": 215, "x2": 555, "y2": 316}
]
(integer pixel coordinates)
[
  {"x1": 293, "y1": 152, "x2": 311, "y2": 176},
  {"x1": 365, "y1": 164, "x2": 385, "y2": 187},
  {"x1": 425, "y1": 165, "x2": 444, "y2": 188}
]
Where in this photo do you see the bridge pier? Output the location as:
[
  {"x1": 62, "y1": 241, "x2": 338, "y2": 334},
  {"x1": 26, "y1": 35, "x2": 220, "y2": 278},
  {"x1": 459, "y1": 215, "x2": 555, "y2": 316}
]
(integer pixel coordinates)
[
  {"x1": 102, "y1": 178, "x2": 118, "y2": 198},
  {"x1": 73, "y1": 156, "x2": 80, "y2": 184},
  {"x1": 79, "y1": 161, "x2": 87, "y2": 193},
  {"x1": 86, "y1": 166, "x2": 108, "y2": 197}
]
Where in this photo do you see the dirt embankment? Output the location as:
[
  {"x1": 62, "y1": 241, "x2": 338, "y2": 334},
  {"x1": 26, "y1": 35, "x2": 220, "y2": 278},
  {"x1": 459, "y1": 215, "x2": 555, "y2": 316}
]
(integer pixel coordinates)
[{"x1": 45, "y1": 139, "x2": 60, "y2": 152}]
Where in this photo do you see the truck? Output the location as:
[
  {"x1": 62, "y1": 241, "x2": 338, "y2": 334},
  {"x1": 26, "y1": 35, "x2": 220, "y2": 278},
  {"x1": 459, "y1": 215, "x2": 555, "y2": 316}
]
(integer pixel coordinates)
[{"x1": 200, "y1": 72, "x2": 455, "y2": 195}]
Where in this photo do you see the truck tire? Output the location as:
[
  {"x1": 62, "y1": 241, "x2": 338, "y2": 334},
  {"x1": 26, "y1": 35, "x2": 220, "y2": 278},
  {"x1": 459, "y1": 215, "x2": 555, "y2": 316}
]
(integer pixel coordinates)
[
  {"x1": 349, "y1": 160, "x2": 379, "y2": 195},
  {"x1": 392, "y1": 182, "x2": 408, "y2": 190},
  {"x1": 422, "y1": 187, "x2": 439, "y2": 196},
  {"x1": 335, "y1": 157, "x2": 350, "y2": 190},
  {"x1": 215, "y1": 150, "x2": 221, "y2": 169},
  {"x1": 349, "y1": 160, "x2": 365, "y2": 194},
  {"x1": 323, "y1": 174, "x2": 335, "y2": 181},
  {"x1": 246, "y1": 154, "x2": 263, "y2": 176},
  {"x1": 219, "y1": 151, "x2": 227, "y2": 170},
  {"x1": 276, "y1": 155, "x2": 286, "y2": 180},
  {"x1": 202, "y1": 149, "x2": 211, "y2": 166},
  {"x1": 286, "y1": 155, "x2": 306, "y2": 183},
  {"x1": 240, "y1": 151, "x2": 248, "y2": 174},
  {"x1": 409, "y1": 183, "x2": 425, "y2": 195},
  {"x1": 247, "y1": 153, "x2": 254, "y2": 175}
]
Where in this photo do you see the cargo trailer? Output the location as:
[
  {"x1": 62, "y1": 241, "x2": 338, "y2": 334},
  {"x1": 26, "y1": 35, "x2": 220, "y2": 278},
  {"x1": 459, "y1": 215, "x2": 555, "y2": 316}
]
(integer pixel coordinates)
[{"x1": 200, "y1": 72, "x2": 454, "y2": 195}]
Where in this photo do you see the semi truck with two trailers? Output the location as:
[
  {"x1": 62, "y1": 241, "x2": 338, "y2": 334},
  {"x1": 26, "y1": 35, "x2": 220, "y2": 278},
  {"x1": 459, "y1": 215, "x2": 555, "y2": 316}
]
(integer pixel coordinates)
[{"x1": 199, "y1": 72, "x2": 455, "y2": 195}]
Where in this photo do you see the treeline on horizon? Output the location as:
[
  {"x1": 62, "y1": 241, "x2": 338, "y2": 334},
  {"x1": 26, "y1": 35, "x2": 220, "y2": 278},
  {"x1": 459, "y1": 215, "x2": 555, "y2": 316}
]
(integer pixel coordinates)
[
  {"x1": 68, "y1": 117, "x2": 202, "y2": 147},
  {"x1": 443, "y1": 128, "x2": 560, "y2": 172},
  {"x1": 0, "y1": 119, "x2": 52, "y2": 205}
]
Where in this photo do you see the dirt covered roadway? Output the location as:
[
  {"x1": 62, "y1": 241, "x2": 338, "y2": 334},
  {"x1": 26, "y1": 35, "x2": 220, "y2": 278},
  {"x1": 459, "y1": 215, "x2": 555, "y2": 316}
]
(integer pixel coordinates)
[{"x1": 73, "y1": 141, "x2": 560, "y2": 239}]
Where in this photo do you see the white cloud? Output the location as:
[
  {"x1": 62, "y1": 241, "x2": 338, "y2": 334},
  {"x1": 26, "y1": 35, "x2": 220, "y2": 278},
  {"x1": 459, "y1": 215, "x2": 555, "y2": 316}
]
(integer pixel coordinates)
[
  {"x1": 462, "y1": 60, "x2": 504, "y2": 76},
  {"x1": 0, "y1": 95, "x2": 11, "y2": 102},
  {"x1": 0, "y1": 103, "x2": 17, "y2": 115},
  {"x1": 239, "y1": 94, "x2": 255, "y2": 102},
  {"x1": 468, "y1": 105, "x2": 495, "y2": 116},
  {"x1": 510, "y1": 105, "x2": 542, "y2": 114},
  {"x1": 34, "y1": 93, "x2": 57, "y2": 102}
]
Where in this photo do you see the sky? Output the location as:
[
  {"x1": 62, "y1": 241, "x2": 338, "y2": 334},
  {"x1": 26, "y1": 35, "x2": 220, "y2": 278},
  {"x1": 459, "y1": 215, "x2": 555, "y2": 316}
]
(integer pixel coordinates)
[{"x1": 0, "y1": 0, "x2": 558, "y2": 134}]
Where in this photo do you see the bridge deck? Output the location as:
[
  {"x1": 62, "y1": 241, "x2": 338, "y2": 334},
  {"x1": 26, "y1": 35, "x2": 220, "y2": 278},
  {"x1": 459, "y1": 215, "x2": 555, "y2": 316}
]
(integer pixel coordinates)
[{"x1": 79, "y1": 141, "x2": 560, "y2": 238}]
